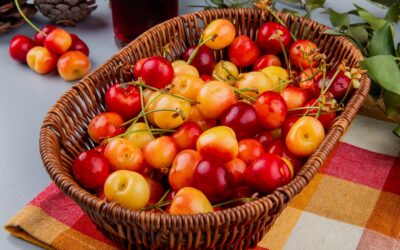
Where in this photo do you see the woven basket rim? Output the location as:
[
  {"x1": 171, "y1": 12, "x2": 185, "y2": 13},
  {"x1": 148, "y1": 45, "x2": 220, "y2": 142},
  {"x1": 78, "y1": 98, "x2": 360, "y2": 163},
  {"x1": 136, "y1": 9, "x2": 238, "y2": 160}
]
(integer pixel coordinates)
[{"x1": 39, "y1": 8, "x2": 370, "y2": 225}]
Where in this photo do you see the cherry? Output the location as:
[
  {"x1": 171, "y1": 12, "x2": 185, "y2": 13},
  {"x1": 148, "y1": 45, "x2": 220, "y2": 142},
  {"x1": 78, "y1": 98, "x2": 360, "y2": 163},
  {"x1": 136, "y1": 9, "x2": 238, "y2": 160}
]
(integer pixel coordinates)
[
  {"x1": 256, "y1": 22, "x2": 291, "y2": 55},
  {"x1": 303, "y1": 98, "x2": 337, "y2": 131},
  {"x1": 87, "y1": 112, "x2": 126, "y2": 143},
  {"x1": 281, "y1": 86, "x2": 310, "y2": 111},
  {"x1": 238, "y1": 139, "x2": 265, "y2": 165},
  {"x1": 192, "y1": 158, "x2": 234, "y2": 203},
  {"x1": 265, "y1": 140, "x2": 304, "y2": 174},
  {"x1": 255, "y1": 130, "x2": 274, "y2": 150},
  {"x1": 171, "y1": 121, "x2": 202, "y2": 150},
  {"x1": 253, "y1": 54, "x2": 282, "y2": 71},
  {"x1": 254, "y1": 91, "x2": 288, "y2": 129},
  {"x1": 69, "y1": 34, "x2": 89, "y2": 56},
  {"x1": 245, "y1": 154, "x2": 292, "y2": 194},
  {"x1": 200, "y1": 74, "x2": 213, "y2": 82},
  {"x1": 289, "y1": 40, "x2": 318, "y2": 69},
  {"x1": 34, "y1": 25, "x2": 57, "y2": 46},
  {"x1": 44, "y1": 28, "x2": 72, "y2": 55},
  {"x1": 133, "y1": 58, "x2": 147, "y2": 80},
  {"x1": 314, "y1": 70, "x2": 351, "y2": 100},
  {"x1": 281, "y1": 115, "x2": 300, "y2": 139},
  {"x1": 105, "y1": 84, "x2": 141, "y2": 121},
  {"x1": 228, "y1": 35, "x2": 261, "y2": 68},
  {"x1": 141, "y1": 56, "x2": 174, "y2": 89},
  {"x1": 145, "y1": 177, "x2": 165, "y2": 204},
  {"x1": 182, "y1": 45, "x2": 215, "y2": 75},
  {"x1": 219, "y1": 102, "x2": 259, "y2": 140},
  {"x1": 225, "y1": 158, "x2": 247, "y2": 187},
  {"x1": 72, "y1": 150, "x2": 110, "y2": 190},
  {"x1": 9, "y1": 35, "x2": 35, "y2": 64}
]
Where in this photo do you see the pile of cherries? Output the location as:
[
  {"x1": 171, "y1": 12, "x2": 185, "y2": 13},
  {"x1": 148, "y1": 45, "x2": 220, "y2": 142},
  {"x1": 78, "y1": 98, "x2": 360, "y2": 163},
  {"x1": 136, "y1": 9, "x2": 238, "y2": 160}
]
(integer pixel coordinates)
[
  {"x1": 72, "y1": 18, "x2": 362, "y2": 214},
  {"x1": 9, "y1": 25, "x2": 91, "y2": 81}
]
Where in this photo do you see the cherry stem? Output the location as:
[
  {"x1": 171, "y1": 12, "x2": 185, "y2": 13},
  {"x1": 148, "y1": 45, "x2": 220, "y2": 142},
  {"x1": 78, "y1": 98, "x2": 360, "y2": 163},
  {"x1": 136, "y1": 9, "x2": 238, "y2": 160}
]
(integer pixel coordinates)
[
  {"x1": 186, "y1": 34, "x2": 216, "y2": 65},
  {"x1": 157, "y1": 189, "x2": 170, "y2": 204},
  {"x1": 338, "y1": 81, "x2": 353, "y2": 106},
  {"x1": 212, "y1": 197, "x2": 257, "y2": 208},
  {"x1": 121, "y1": 108, "x2": 184, "y2": 127},
  {"x1": 221, "y1": 63, "x2": 240, "y2": 82},
  {"x1": 268, "y1": 10, "x2": 297, "y2": 41},
  {"x1": 138, "y1": 85, "x2": 154, "y2": 139},
  {"x1": 128, "y1": 81, "x2": 198, "y2": 105},
  {"x1": 14, "y1": 0, "x2": 45, "y2": 36},
  {"x1": 141, "y1": 200, "x2": 172, "y2": 211},
  {"x1": 109, "y1": 128, "x2": 175, "y2": 141},
  {"x1": 233, "y1": 87, "x2": 256, "y2": 102},
  {"x1": 298, "y1": 69, "x2": 321, "y2": 84},
  {"x1": 238, "y1": 88, "x2": 259, "y2": 94},
  {"x1": 277, "y1": 36, "x2": 292, "y2": 80}
]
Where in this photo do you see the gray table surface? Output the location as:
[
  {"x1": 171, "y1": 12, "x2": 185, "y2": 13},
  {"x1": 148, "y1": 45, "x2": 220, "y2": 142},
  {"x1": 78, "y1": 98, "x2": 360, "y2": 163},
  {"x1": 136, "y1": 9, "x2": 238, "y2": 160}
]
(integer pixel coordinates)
[{"x1": 0, "y1": 1, "x2": 395, "y2": 249}]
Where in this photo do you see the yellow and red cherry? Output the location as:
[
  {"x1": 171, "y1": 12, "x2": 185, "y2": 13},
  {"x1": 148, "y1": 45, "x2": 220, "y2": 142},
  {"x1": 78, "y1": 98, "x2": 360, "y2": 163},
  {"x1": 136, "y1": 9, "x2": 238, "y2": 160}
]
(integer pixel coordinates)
[
  {"x1": 197, "y1": 81, "x2": 237, "y2": 119},
  {"x1": 192, "y1": 158, "x2": 234, "y2": 202},
  {"x1": 170, "y1": 74, "x2": 204, "y2": 100},
  {"x1": 169, "y1": 149, "x2": 202, "y2": 191},
  {"x1": 224, "y1": 158, "x2": 247, "y2": 187},
  {"x1": 265, "y1": 140, "x2": 304, "y2": 174},
  {"x1": 188, "y1": 105, "x2": 217, "y2": 131},
  {"x1": 238, "y1": 139, "x2": 265, "y2": 165},
  {"x1": 256, "y1": 22, "x2": 291, "y2": 55},
  {"x1": 125, "y1": 122, "x2": 154, "y2": 149},
  {"x1": 173, "y1": 63, "x2": 199, "y2": 77},
  {"x1": 299, "y1": 68, "x2": 321, "y2": 91},
  {"x1": 228, "y1": 35, "x2": 261, "y2": 68},
  {"x1": 212, "y1": 61, "x2": 239, "y2": 85},
  {"x1": 87, "y1": 112, "x2": 125, "y2": 143},
  {"x1": 196, "y1": 126, "x2": 238, "y2": 163},
  {"x1": 169, "y1": 187, "x2": 213, "y2": 215},
  {"x1": 141, "y1": 56, "x2": 174, "y2": 89},
  {"x1": 152, "y1": 94, "x2": 191, "y2": 129},
  {"x1": 245, "y1": 153, "x2": 292, "y2": 193},
  {"x1": 253, "y1": 54, "x2": 282, "y2": 71},
  {"x1": 143, "y1": 136, "x2": 178, "y2": 169},
  {"x1": 171, "y1": 121, "x2": 202, "y2": 150},
  {"x1": 314, "y1": 70, "x2": 352, "y2": 100},
  {"x1": 9, "y1": 35, "x2": 35, "y2": 63},
  {"x1": 68, "y1": 34, "x2": 89, "y2": 56},
  {"x1": 133, "y1": 58, "x2": 147, "y2": 80},
  {"x1": 203, "y1": 19, "x2": 236, "y2": 50},
  {"x1": 105, "y1": 84, "x2": 141, "y2": 121},
  {"x1": 72, "y1": 149, "x2": 110, "y2": 190},
  {"x1": 303, "y1": 98, "x2": 337, "y2": 131},
  {"x1": 254, "y1": 91, "x2": 288, "y2": 129},
  {"x1": 182, "y1": 45, "x2": 215, "y2": 75},
  {"x1": 219, "y1": 102, "x2": 259, "y2": 140},
  {"x1": 104, "y1": 138, "x2": 143, "y2": 171},
  {"x1": 289, "y1": 40, "x2": 318, "y2": 69},
  {"x1": 145, "y1": 177, "x2": 165, "y2": 204},
  {"x1": 44, "y1": 28, "x2": 72, "y2": 54},
  {"x1": 104, "y1": 170, "x2": 149, "y2": 210},
  {"x1": 286, "y1": 116, "x2": 325, "y2": 157},
  {"x1": 281, "y1": 86, "x2": 310, "y2": 110},
  {"x1": 57, "y1": 51, "x2": 91, "y2": 81},
  {"x1": 261, "y1": 66, "x2": 289, "y2": 92},
  {"x1": 34, "y1": 25, "x2": 57, "y2": 45},
  {"x1": 26, "y1": 46, "x2": 58, "y2": 74},
  {"x1": 255, "y1": 130, "x2": 274, "y2": 150},
  {"x1": 235, "y1": 71, "x2": 273, "y2": 97}
]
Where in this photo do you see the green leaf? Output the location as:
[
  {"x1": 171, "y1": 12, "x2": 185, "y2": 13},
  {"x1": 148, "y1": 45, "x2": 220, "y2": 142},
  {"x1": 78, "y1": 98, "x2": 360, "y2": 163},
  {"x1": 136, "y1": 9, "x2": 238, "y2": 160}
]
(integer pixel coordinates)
[
  {"x1": 348, "y1": 26, "x2": 369, "y2": 45},
  {"x1": 323, "y1": 8, "x2": 350, "y2": 27},
  {"x1": 353, "y1": 4, "x2": 388, "y2": 30},
  {"x1": 368, "y1": 23, "x2": 395, "y2": 56},
  {"x1": 383, "y1": 90, "x2": 400, "y2": 116},
  {"x1": 306, "y1": 0, "x2": 326, "y2": 11},
  {"x1": 360, "y1": 55, "x2": 400, "y2": 95},
  {"x1": 368, "y1": 0, "x2": 400, "y2": 8},
  {"x1": 385, "y1": 3, "x2": 400, "y2": 23}
]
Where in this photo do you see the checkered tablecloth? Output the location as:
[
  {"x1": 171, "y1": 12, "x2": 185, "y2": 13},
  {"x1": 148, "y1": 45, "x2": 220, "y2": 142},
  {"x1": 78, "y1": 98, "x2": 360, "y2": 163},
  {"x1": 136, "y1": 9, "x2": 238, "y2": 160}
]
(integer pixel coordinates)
[{"x1": 5, "y1": 115, "x2": 400, "y2": 250}]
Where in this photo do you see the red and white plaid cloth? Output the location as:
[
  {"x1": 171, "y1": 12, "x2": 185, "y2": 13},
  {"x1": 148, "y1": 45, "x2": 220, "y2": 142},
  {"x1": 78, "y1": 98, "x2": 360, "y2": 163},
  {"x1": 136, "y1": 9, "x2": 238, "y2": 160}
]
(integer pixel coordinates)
[{"x1": 5, "y1": 115, "x2": 400, "y2": 250}]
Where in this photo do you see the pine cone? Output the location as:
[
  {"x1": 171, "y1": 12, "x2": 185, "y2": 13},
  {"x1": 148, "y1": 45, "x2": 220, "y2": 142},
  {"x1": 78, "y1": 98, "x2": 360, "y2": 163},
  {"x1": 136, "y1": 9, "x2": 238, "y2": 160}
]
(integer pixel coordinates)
[
  {"x1": 34, "y1": 0, "x2": 97, "y2": 26},
  {"x1": 0, "y1": 0, "x2": 37, "y2": 35}
]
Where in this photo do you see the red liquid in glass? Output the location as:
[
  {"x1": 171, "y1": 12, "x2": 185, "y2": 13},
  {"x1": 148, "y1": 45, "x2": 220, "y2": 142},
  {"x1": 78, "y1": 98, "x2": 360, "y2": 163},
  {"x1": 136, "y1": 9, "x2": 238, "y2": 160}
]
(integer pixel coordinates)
[{"x1": 110, "y1": 0, "x2": 178, "y2": 45}]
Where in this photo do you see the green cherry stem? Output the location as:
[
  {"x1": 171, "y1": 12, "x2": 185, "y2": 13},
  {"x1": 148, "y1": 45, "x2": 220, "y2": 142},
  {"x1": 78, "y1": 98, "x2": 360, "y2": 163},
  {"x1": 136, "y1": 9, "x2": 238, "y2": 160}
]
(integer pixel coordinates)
[
  {"x1": 141, "y1": 200, "x2": 172, "y2": 211},
  {"x1": 121, "y1": 108, "x2": 184, "y2": 127},
  {"x1": 186, "y1": 34, "x2": 216, "y2": 65},
  {"x1": 14, "y1": 0, "x2": 45, "y2": 36},
  {"x1": 212, "y1": 197, "x2": 257, "y2": 208},
  {"x1": 277, "y1": 36, "x2": 292, "y2": 80},
  {"x1": 157, "y1": 189, "x2": 170, "y2": 204},
  {"x1": 139, "y1": 85, "x2": 154, "y2": 139},
  {"x1": 221, "y1": 63, "x2": 240, "y2": 82},
  {"x1": 268, "y1": 10, "x2": 297, "y2": 41},
  {"x1": 233, "y1": 87, "x2": 256, "y2": 102}
]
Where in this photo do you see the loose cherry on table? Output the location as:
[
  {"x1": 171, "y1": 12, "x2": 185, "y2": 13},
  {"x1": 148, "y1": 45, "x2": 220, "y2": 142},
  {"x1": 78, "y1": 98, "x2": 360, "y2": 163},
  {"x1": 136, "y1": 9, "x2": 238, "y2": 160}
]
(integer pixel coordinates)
[{"x1": 9, "y1": 35, "x2": 35, "y2": 64}]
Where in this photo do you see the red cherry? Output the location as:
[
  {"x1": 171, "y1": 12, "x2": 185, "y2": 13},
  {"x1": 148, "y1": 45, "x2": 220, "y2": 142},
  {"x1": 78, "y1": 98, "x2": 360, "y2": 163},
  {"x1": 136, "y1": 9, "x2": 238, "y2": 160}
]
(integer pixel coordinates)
[
  {"x1": 9, "y1": 35, "x2": 35, "y2": 64},
  {"x1": 133, "y1": 58, "x2": 147, "y2": 80},
  {"x1": 145, "y1": 177, "x2": 165, "y2": 204},
  {"x1": 182, "y1": 45, "x2": 215, "y2": 75},
  {"x1": 219, "y1": 102, "x2": 259, "y2": 140},
  {"x1": 238, "y1": 139, "x2": 265, "y2": 165},
  {"x1": 69, "y1": 34, "x2": 89, "y2": 56},
  {"x1": 34, "y1": 25, "x2": 57, "y2": 46},
  {"x1": 289, "y1": 40, "x2": 318, "y2": 69},
  {"x1": 254, "y1": 91, "x2": 288, "y2": 129},
  {"x1": 281, "y1": 115, "x2": 300, "y2": 139},
  {"x1": 171, "y1": 121, "x2": 202, "y2": 150},
  {"x1": 314, "y1": 70, "x2": 352, "y2": 100},
  {"x1": 245, "y1": 154, "x2": 292, "y2": 193},
  {"x1": 303, "y1": 98, "x2": 337, "y2": 131},
  {"x1": 72, "y1": 150, "x2": 110, "y2": 189},
  {"x1": 87, "y1": 112, "x2": 126, "y2": 143},
  {"x1": 255, "y1": 130, "x2": 274, "y2": 150},
  {"x1": 200, "y1": 74, "x2": 213, "y2": 82},
  {"x1": 225, "y1": 158, "x2": 247, "y2": 187},
  {"x1": 265, "y1": 140, "x2": 304, "y2": 174},
  {"x1": 256, "y1": 22, "x2": 291, "y2": 55},
  {"x1": 253, "y1": 54, "x2": 282, "y2": 71},
  {"x1": 228, "y1": 35, "x2": 261, "y2": 68},
  {"x1": 141, "y1": 56, "x2": 174, "y2": 89},
  {"x1": 105, "y1": 84, "x2": 141, "y2": 121},
  {"x1": 192, "y1": 159, "x2": 234, "y2": 203},
  {"x1": 93, "y1": 145, "x2": 106, "y2": 154}
]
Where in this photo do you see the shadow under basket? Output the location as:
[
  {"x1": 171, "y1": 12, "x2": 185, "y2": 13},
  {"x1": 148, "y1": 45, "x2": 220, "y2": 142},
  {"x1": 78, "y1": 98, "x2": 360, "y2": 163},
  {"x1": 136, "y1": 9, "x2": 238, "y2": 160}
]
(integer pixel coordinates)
[{"x1": 39, "y1": 8, "x2": 370, "y2": 250}]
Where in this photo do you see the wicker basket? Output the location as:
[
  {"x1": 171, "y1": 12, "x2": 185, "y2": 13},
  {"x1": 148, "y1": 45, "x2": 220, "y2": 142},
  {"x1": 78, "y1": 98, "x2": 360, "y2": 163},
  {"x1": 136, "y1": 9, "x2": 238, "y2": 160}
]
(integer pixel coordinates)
[{"x1": 39, "y1": 8, "x2": 370, "y2": 250}]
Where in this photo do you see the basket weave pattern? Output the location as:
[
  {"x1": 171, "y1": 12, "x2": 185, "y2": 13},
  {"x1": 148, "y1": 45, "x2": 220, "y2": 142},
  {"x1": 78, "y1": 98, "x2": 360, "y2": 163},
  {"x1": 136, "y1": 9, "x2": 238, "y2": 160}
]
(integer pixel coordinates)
[{"x1": 39, "y1": 8, "x2": 370, "y2": 250}]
